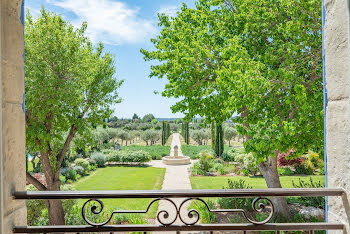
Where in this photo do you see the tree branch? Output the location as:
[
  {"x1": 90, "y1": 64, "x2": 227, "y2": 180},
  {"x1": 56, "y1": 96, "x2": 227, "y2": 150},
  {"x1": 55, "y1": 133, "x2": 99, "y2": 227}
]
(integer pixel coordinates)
[{"x1": 26, "y1": 172, "x2": 47, "y2": 191}]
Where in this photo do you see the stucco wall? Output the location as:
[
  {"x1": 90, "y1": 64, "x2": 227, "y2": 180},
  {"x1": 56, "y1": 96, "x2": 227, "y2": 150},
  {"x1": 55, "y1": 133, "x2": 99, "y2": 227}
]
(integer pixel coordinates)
[
  {"x1": 0, "y1": 0, "x2": 26, "y2": 233},
  {"x1": 324, "y1": 0, "x2": 350, "y2": 232}
]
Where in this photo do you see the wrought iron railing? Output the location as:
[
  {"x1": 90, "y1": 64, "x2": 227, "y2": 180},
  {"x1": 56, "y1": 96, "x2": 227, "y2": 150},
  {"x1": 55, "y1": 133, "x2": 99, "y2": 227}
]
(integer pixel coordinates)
[{"x1": 12, "y1": 188, "x2": 350, "y2": 233}]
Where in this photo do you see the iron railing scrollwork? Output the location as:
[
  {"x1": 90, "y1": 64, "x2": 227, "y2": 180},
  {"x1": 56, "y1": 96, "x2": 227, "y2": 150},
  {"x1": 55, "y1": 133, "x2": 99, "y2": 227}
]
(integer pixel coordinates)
[
  {"x1": 81, "y1": 196, "x2": 274, "y2": 227},
  {"x1": 12, "y1": 188, "x2": 350, "y2": 233}
]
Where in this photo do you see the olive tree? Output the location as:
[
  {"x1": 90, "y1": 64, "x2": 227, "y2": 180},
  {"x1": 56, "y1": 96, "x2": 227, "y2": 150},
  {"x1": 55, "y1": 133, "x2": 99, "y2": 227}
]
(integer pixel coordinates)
[{"x1": 224, "y1": 127, "x2": 237, "y2": 146}]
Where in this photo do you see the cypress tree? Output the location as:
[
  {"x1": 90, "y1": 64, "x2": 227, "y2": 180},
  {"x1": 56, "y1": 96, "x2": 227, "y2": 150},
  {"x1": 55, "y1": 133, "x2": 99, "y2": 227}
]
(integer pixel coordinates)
[
  {"x1": 214, "y1": 123, "x2": 224, "y2": 157},
  {"x1": 185, "y1": 122, "x2": 189, "y2": 144},
  {"x1": 162, "y1": 121, "x2": 166, "y2": 145},
  {"x1": 167, "y1": 123, "x2": 171, "y2": 139},
  {"x1": 211, "y1": 121, "x2": 215, "y2": 150},
  {"x1": 181, "y1": 123, "x2": 184, "y2": 138}
]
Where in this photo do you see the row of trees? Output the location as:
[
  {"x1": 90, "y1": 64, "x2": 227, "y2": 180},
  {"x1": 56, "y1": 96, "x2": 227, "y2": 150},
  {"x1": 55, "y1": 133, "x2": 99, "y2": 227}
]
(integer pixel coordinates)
[
  {"x1": 162, "y1": 122, "x2": 171, "y2": 145},
  {"x1": 191, "y1": 126, "x2": 238, "y2": 146},
  {"x1": 142, "y1": 0, "x2": 322, "y2": 218},
  {"x1": 181, "y1": 122, "x2": 190, "y2": 144},
  {"x1": 91, "y1": 127, "x2": 164, "y2": 147}
]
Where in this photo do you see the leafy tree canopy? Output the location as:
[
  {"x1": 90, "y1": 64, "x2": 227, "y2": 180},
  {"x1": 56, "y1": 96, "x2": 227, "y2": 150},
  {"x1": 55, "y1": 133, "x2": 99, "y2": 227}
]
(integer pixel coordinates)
[
  {"x1": 142, "y1": 113, "x2": 156, "y2": 122},
  {"x1": 141, "y1": 0, "x2": 322, "y2": 161},
  {"x1": 25, "y1": 8, "x2": 123, "y2": 196}
]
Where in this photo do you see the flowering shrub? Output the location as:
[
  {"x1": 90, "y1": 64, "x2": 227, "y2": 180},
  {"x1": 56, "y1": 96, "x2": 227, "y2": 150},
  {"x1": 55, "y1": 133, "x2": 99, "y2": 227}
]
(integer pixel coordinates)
[
  {"x1": 235, "y1": 153, "x2": 258, "y2": 176},
  {"x1": 277, "y1": 149, "x2": 303, "y2": 166}
]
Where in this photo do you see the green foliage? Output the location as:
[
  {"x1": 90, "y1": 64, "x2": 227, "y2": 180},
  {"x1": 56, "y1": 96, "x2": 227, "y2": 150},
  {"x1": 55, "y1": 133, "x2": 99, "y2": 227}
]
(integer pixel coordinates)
[
  {"x1": 59, "y1": 174, "x2": 66, "y2": 184},
  {"x1": 26, "y1": 184, "x2": 46, "y2": 225},
  {"x1": 214, "y1": 123, "x2": 224, "y2": 157},
  {"x1": 142, "y1": 114, "x2": 156, "y2": 122},
  {"x1": 211, "y1": 122, "x2": 215, "y2": 150},
  {"x1": 60, "y1": 184, "x2": 78, "y2": 213},
  {"x1": 296, "y1": 151, "x2": 324, "y2": 175},
  {"x1": 181, "y1": 122, "x2": 190, "y2": 144},
  {"x1": 191, "y1": 129, "x2": 210, "y2": 145},
  {"x1": 221, "y1": 148, "x2": 243, "y2": 162},
  {"x1": 27, "y1": 184, "x2": 78, "y2": 225},
  {"x1": 25, "y1": 8, "x2": 123, "y2": 202},
  {"x1": 141, "y1": 0, "x2": 323, "y2": 176},
  {"x1": 181, "y1": 145, "x2": 213, "y2": 159},
  {"x1": 74, "y1": 158, "x2": 90, "y2": 171},
  {"x1": 105, "y1": 150, "x2": 152, "y2": 164},
  {"x1": 295, "y1": 160, "x2": 315, "y2": 175},
  {"x1": 191, "y1": 151, "x2": 215, "y2": 175},
  {"x1": 235, "y1": 153, "x2": 258, "y2": 176},
  {"x1": 141, "y1": 130, "x2": 161, "y2": 146},
  {"x1": 161, "y1": 122, "x2": 171, "y2": 146},
  {"x1": 120, "y1": 145, "x2": 170, "y2": 160},
  {"x1": 90, "y1": 152, "x2": 106, "y2": 167},
  {"x1": 217, "y1": 179, "x2": 254, "y2": 210},
  {"x1": 162, "y1": 121, "x2": 166, "y2": 145},
  {"x1": 224, "y1": 127, "x2": 237, "y2": 146},
  {"x1": 291, "y1": 177, "x2": 325, "y2": 209},
  {"x1": 278, "y1": 167, "x2": 294, "y2": 176},
  {"x1": 72, "y1": 165, "x2": 85, "y2": 176},
  {"x1": 191, "y1": 175, "x2": 325, "y2": 190},
  {"x1": 62, "y1": 168, "x2": 77, "y2": 181},
  {"x1": 188, "y1": 199, "x2": 216, "y2": 224},
  {"x1": 210, "y1": 163, "x2": 225, "y2": 175}
]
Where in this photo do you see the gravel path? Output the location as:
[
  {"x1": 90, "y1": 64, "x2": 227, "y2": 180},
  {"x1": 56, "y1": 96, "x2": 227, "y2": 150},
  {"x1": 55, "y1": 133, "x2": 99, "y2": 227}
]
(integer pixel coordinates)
[{"x1": 147, "y1": 133, "x2": 197, "y2": 233}]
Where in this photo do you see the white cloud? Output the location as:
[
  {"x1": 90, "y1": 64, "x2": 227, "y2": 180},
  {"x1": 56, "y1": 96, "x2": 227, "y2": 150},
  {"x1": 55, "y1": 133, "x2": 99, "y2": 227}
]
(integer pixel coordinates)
[
  {"x1": 49, "y1": 0, "x2": 156, "y2": 45},
  {"x1": 158, "y1": 5, "x2": 179, "y2": 18}
]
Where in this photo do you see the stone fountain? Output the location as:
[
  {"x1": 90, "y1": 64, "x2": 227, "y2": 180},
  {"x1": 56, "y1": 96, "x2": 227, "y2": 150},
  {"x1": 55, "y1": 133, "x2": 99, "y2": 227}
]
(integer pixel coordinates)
[{"x1": 162, "y1": 145, "x2": 191, "y2": 165}]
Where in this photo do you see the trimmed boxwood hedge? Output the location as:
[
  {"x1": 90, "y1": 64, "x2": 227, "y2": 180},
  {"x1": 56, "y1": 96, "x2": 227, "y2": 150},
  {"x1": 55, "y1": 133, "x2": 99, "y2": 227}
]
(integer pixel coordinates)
[{"x1": 105, "y1": 150, "x2": 151, "y2": 164}]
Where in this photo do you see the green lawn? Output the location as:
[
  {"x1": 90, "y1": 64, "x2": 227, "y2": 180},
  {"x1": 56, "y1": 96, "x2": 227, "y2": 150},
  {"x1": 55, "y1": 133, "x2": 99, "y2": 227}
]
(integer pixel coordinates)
[
  {"x1": 27, "y1": 158, "x2": 40, "y2": 172},
  {"x1": 181, "y1": 145, "x2": 231, "y2": 159},
  {"x1": 73, "y1": 166, "x2": 165, "y2": 217},
  {"x1": 190, "y1": 175, "x2": 325, "y2": 189}
]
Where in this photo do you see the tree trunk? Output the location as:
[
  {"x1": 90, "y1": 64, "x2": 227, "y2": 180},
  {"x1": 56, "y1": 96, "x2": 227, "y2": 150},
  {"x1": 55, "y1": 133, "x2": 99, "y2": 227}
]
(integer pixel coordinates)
[
  {"x1": 46, "y1": 199, "x2": 65, "y2": 225},
  {"x1": 229, "y1": 140, "x2": 231, "y2": 147},
  {"x1": 258, "y1": 156, "x2": 290, "y2": 218}
]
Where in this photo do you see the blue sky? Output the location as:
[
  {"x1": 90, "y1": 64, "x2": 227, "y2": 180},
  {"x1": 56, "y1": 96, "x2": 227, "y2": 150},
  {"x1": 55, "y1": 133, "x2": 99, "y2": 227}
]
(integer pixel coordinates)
[{"x1": 26, "y1": 0, "x2": 196, "y2": 119}]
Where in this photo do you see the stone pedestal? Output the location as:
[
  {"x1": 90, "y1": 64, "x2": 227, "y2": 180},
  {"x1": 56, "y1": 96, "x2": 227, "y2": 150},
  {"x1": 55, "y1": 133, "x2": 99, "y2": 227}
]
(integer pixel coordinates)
[
  {"x1": 324, "y1": 0, "x2": 350, "y2": 232},
  {"x1": 0, "y1": 0, "x2": 27, "y2": 233}
]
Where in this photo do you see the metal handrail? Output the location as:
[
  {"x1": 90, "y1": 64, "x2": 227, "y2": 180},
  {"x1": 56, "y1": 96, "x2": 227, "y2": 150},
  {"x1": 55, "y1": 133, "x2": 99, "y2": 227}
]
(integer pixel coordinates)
[
  {"x1": 12, "y1": 188, "x2": 346, "y2": 199},
  {"x1": 12, "y1": 188, "x2": 350, "y2": 233}
]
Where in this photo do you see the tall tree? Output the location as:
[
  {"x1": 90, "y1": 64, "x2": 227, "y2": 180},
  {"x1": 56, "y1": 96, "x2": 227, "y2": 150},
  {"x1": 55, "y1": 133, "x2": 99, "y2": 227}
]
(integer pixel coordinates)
[
  {"x1": 142, "y1": 113, "x2": 156, "y2": 122},
  {"x1": 214, "y1": 123, "x2": 224, "y2": 157},
  {"x1": 25, "y1": 9, "x2": 123, "y2": 225},
  {"x1": 141, "y1": 0, "x2": 322, "y2": 217},
  {"x1": 211, "y1": 122, "x2": 215, "y2": 149},
  {"x1": 162, "y1": 121, "x2": 166, "y2": 145},
  {"x1": 132, "y1": 113, "x2": 140, "y2": 121}
]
